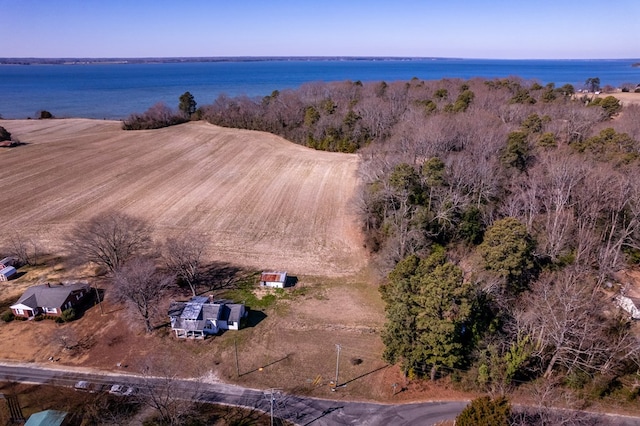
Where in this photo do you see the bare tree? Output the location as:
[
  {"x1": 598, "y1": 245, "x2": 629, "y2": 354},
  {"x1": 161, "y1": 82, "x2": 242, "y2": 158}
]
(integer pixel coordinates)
[
  {"x1": 51, "y1": 327, "x2": 79, "y2": 352},
  {"x1": 7, "y1": 231, "x2": 44, "y2": 266},
  {"x1": 67, "y1": 211, "x2": 153, "y2": 274},
  {"x1": 113, "y1": 258, "x2": 174, "y2": 333},
  {"x1": 518, "y1": 267, "x2": 637, "y2": 379},
  {"x1": 532, "y1": 153, "x2": 585, "y2": 261},
  {"x1": 140, "y1": 356, "x2": 203, "y2": 425},
  {"x1": 83, "y1": 393, "x2": 140, "y2": 426},
  {"x1": 163, "y1": 232, "x2": 209, "y2": 296}
]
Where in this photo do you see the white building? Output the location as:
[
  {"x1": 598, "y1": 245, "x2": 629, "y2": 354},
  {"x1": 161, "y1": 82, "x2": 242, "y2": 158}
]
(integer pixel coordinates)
[{"x1": 259, "y1": 271, "x2": 287, "y2": 288}]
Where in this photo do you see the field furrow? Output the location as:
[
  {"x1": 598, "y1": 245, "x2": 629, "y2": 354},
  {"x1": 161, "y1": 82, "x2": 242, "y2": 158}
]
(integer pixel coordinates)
[{"x1": 0, "y1": 119, "x2": 366, "y2": 275}]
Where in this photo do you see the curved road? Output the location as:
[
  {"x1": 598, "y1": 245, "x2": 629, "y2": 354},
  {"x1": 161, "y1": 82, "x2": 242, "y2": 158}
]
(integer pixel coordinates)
[
  {"x1": 2, "y1": 362, "x2": 640, "y2": 425},
  {"x1": 0, "y1": 361, "x2": 465, "y2": 425}
]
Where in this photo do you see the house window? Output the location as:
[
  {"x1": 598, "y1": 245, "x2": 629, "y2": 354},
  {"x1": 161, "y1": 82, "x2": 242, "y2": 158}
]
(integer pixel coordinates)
[
  {"x1": 44, "y1": 307, "x2": 57, "y2": 314},
  {"x1": 15, "y1": 308, "x2": 24, "y2": 315}
]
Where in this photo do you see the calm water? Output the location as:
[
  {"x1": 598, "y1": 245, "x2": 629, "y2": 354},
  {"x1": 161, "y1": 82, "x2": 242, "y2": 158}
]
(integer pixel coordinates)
[{"x1": 1, "y1": 59, "x2": 639, "y2": 119}]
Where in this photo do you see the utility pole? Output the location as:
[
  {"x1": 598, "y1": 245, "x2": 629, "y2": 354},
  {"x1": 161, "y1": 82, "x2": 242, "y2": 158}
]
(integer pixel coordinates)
[
  {"x1": 270, "y1": 388, "x2": 275, "y2": 426},
  {"x1": 334, "y1": 344, "x2": 341, "y2": 389},
  {"x1": 234, "y1": 338, "x2": 240, "y2": 377},
  {"x1": 266, "y1": 388, "x2": 281, "y2": 426},
  {"x1": 94, "y1": 283, "x2": 103, "y2": 315}
]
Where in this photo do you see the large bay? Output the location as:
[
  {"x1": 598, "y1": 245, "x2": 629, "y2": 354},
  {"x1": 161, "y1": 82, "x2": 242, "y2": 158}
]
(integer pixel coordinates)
[{"x1": 1, "y1": 58, "x2": 639, "y2": 119}]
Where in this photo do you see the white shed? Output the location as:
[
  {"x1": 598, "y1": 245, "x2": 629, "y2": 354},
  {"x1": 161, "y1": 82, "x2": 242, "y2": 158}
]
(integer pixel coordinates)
[
  {"x1": 260, "y1": 271, "x2": 287, "y2": 288},
  {"x1": 0, "y1": 266, "x2": 16, "y2": 281}
]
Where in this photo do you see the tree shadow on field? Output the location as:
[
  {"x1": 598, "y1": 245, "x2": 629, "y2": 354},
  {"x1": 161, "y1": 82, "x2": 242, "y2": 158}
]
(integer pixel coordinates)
[{"x1": 201, "y1": 261, "x2": 257, "y2": 292}]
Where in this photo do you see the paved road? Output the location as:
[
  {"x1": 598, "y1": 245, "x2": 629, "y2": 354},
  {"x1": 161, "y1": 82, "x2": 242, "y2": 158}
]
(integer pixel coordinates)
[
  {"x1": 0, "y1": 361, "x2": 466, "y2": 425},
  {"x1": 2, "y1": 362, "x2": 640, "y2": 425}
]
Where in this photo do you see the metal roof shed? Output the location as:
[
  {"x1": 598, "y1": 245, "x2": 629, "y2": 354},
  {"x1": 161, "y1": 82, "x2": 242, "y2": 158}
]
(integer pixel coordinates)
[{"x1": 0, "y1": 266, "x2": 16, "y2": 281}]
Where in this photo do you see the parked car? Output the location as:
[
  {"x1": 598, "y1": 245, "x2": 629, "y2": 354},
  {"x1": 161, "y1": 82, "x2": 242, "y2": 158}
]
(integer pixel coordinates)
[
  {"x1": 74, "y1": 381, "x2": 105, "y2": 393},
  {"x1": 109, "y1": 384, "x2": 136, "y2": 396},
  {"x1": 74, "y1": 380, "x2": 91, "y2": 391}
]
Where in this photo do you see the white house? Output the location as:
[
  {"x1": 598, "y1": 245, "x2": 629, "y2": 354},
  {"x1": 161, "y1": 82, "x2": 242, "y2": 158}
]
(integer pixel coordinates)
[
  {"x1": 168, "y1": 296, "x2": 247, "y2": 339},
  {"x1": 259, "y1": 271, "x2": 287, "y2": 288}
]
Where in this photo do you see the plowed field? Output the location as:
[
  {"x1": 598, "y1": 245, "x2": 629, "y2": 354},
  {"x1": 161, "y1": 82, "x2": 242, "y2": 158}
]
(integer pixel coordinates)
[{"x1": 0, "y1": 119, "x2": 366, "y2": 276}]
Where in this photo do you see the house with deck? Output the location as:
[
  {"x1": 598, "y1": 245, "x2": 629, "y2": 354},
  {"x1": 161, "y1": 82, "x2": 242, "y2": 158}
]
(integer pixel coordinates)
[
  {"x1": 259, "y1": 271, "x2": 287, "y2": 288},
  {"x1": 10, "y1": 282, "x2": 90, "y2": 318},
  {"x1": 168, "y1": 296, "x2": 247, "y2": 339}
]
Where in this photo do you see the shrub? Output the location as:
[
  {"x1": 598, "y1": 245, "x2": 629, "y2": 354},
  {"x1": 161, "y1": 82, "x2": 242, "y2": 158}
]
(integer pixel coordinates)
[
  {"x1": 1, "y1": 310, "x2": 15, "y2": 322},
  {"x1": 60, "y1": 308, "x2": 76, "y2": 322},
  {"x1": 122, "y1": 102, "x2": 186, "y2": 130},
  {"x1": 456, "y1": 396, "x2": 511, "y2": 426}
]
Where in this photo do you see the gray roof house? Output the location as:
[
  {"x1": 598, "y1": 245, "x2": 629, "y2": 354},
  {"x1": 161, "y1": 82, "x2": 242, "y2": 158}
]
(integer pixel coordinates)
[
  {"x1": 168, "y1": 296, "x2": 247, "y2": 339},
  {"x1": 10, "y1": 282, "x2": 90, "y2": 318}
]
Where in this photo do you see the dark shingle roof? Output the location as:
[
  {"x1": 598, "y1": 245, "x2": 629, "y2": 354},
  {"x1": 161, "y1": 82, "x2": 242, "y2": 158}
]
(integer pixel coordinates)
[{"x1": 16, "y1": 283, "x2": 89, "y2": 309}]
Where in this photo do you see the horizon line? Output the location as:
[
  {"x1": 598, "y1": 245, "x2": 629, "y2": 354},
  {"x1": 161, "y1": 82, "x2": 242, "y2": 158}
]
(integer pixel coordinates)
[{"x1": 1, "y1": 56, "x2": 640, "y2": 63}]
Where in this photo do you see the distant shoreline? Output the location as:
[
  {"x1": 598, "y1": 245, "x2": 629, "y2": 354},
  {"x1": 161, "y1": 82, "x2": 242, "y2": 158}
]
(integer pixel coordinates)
[
  {"x1": 0, "y1": 57, "x2": 466, "y2": 66},
  {"x1": 1, "y1": 57, "x2": 639, "y2": 66}
]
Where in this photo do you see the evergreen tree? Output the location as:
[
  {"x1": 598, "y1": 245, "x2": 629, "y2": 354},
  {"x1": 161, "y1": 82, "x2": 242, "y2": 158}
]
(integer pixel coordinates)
[
  {"x1": 0, "y1": 126, "x2": 11, "y2": 142},
  {"x1": 456, "y1": 396, "x2": 511, "y2": 426},
  {"x1": 178, "y1": 91, "x2": 197, "y2": 118},
  {"x1": 382, "y1": 247, "x2": 473, "y2": 379},
  {"x1": 478, "y1": 217, "x2": 535, "y2": 292}
]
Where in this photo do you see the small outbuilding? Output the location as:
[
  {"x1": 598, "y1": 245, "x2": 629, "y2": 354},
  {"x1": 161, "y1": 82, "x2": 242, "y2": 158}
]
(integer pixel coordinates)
[
  {"x1": 0, "y1": 256, "x2": 16, "y2": 269},
  {"x1": 260, "y1": 271, "x2": 287, "y2": 288},
  {"x1": 25, "y1": 409, "x2": 69, "y2": 426},
  {"x1": 0, "y1": 266, "x2": 16, "y2": 281}
]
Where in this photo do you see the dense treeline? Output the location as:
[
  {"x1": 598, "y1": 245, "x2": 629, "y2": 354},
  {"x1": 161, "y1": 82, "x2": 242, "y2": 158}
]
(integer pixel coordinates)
[
  {"x1": 352, "y1": 78, "x2": 640, "y2": 399},
  {"x1": 198, "y1": 76, "x2": 640, "y2": 402}
]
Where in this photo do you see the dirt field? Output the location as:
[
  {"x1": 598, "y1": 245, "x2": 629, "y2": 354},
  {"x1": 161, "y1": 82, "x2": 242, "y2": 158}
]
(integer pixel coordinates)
[
  {"x1": 0, "y1": 119, "x2": 367, "y2": 276},
  {"x1": 609, "y1": 91, "x2": 640, "y2": 106}
]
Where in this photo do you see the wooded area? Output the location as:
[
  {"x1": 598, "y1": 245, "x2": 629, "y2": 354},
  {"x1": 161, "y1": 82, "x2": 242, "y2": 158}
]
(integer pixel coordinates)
[{"x1": 193, "y1": 76, "x2": 640, "y2": 399}]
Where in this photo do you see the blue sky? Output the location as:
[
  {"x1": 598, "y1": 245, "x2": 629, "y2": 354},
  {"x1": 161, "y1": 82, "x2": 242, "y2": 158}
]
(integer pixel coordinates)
[{"x1": 2, "y1": 0, "x2": 638, "y2": 59}]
